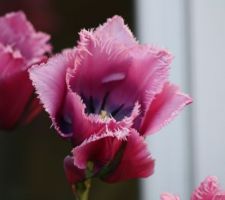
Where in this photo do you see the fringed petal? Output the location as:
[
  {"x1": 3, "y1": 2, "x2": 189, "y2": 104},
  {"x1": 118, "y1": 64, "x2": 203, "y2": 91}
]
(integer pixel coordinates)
[
  {"x1": 191, "y1": 176, "x2": 220, "y2": 200},
  {"x1": 72, "y1": 125, "x2": 129, "y2": 170},
  {"x1": 94, "y1": 15, "x2": 137, "y2": 47},
  {"x1": 29, "y1": 48, "x2": 76, "y2": 137},
  {"x1": 141, "y1": 82, "x2": 192, "y2": 136}
]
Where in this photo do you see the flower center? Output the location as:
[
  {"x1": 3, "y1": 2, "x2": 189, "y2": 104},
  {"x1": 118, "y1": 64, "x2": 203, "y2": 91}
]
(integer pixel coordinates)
[
  {"x1": 81, "y1": 93, "x2": 133, "y2": 121},
  {"x1": 100, "y1": 110, "x2": 109, "y2": 120}
]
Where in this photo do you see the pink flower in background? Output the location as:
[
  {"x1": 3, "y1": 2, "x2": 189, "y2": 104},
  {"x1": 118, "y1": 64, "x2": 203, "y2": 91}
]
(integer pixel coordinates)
[
  {"x1": 0, "y1": 11, "x2": 51, "y2": 130},
  {"x1": 191, "y1": 176, "x2": 225, "y2": 200},
  {"x1": 30, "y1": 16, "x2": 191, "y2": 185},
  {"x1": 161, "y1": 176, "x2": 225, "y2": 200},
  {"x1": 161, "y1": 193, "x2": 180, "y2": 200}
]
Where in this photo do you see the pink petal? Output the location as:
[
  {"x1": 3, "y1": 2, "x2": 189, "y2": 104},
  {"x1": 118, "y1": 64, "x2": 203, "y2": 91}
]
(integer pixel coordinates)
[
  {"x1": 191, "y1": 176, "x2": 220, "y2": 200},
  {"x1": 160, "y1": 193, "x2": 181, "y2": 200},
  {"x1": 0, "y1": 71, "x2": 34, "y2": 129},
  {"x1": 141, "y1": 82, "x2": 192, "y2": 136},
  {"x1": 64, "y1": 155, "x2": 85, "y2": 184},
  {"x1": 60, "y1": 91, "x2": 93, "y2": 141},
  {"x1": 106, "y1": 45, "x2": 172, "y2": 113},
  {"x1": 69, "y1": 29, "x2": 132, "y2": 105},
  {"x1": 0, "y1": 11, "x2": 51, "y2": 64},
  {"x1": 72, "y1": 125, "x2": 129, "y2": 170},
  {"x1": 105, "y1": 129, "x2": 154, "y2": 182},
  {"x1": 213, "y1": 192, "x2": 225, "y2": 200},
  {"x1": 29, "y1": 48, "x2": 76, "y2": 137},
  {"x1": 0, "y1": 44, "x2": 25, "y2": 77},
  {"x1": 94, "y1": 15, "x2": 137, "y2": 47},
  {"x1": 0, "y1": 49, "x2": 33, "y2": 129},
  {"x1": 121, "y1": 102, "x2": 141, "y2": 128}
]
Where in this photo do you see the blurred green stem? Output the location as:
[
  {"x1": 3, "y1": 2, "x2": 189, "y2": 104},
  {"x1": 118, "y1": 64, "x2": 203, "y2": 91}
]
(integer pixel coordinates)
[{"x1": 72, "y1": 179, "x2": 91, "y2": 200}]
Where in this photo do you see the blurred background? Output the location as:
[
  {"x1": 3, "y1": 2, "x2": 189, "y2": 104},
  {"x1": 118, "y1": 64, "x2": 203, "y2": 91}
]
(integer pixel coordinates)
[{"x1": 0, "y1": 0, "x2": 225, "y2": 199}]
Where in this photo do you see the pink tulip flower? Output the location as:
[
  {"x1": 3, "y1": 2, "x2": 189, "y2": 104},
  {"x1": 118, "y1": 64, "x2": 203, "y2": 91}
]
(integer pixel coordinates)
[
  {"x1": 161, "y1": 176, "x2": 225, "y2": 200},
  {"x1": 0, "y1": 11, "x2": 51, "y2": 130},
  {"x1": 30, "y1": 16, "x2": 191, "y2": 184},
  {"x1": 191, "y1": 176, "x2": 225, "y2": 200}
]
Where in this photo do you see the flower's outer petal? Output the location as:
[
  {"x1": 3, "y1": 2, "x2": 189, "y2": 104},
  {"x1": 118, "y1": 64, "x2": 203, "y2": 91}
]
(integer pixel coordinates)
[
  {"x1": 0, "y1": 11, "x2": 51, "y2": 64},
  {"x1": 0, "y1": 71, "x2": 33, "y2": 129},
  {"x1": 140, "y1": 82, "x2": 192, "y2": 136},
  {"x1": 94, "y1": 15, "x2": 137, "y2": 47},
  {"x1": 64, "y1": 155, "x2": 85, "y2": 185},
  {"x1": 0, "y1": 47, "x2": 34, "y2": 129},
  {"x1": 0, "y1": 44, "x2": 25, "y2": 77},
  {"x1": 160, "y1": 193, "x2": 181, "y2": 200},
  {"x1": 191, "y1": 176, "x2": 220, "y2": 200},
  {"x1": 72, "y1": 125, "x2": 129, "y2": 171},
  {"x1": 105, "y1": 129, "x2": 154, "y2": 182},
  {"x1": 29, "y1": 48, "x2": 76, "y2": 137}
]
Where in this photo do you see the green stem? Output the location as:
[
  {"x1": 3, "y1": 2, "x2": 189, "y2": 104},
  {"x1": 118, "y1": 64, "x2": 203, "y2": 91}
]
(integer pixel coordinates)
[{"x1": 72, "y1": 179, "x2": 92, "y2": 200}]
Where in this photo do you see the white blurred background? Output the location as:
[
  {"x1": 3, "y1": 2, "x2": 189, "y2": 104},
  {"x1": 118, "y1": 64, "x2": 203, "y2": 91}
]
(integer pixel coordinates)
[{"x1": 135, "y1": 0, "x2": 225, "y2": 199}]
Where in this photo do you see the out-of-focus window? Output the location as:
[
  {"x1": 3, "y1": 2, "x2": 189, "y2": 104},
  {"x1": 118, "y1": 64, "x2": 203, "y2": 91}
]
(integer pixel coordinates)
[{"x1": 136, "y1": 0, "x2": 225, "y2": 199}]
